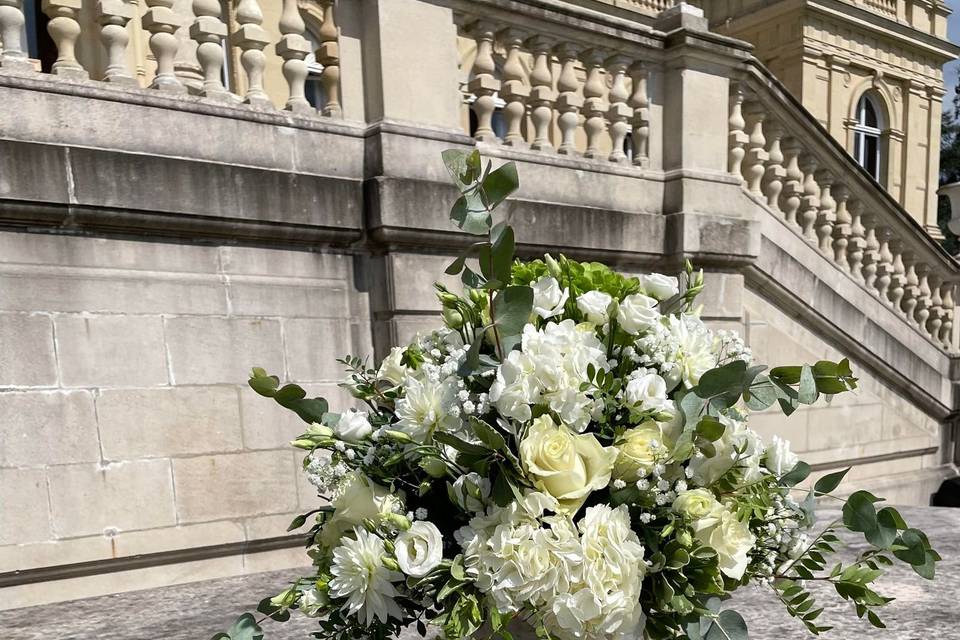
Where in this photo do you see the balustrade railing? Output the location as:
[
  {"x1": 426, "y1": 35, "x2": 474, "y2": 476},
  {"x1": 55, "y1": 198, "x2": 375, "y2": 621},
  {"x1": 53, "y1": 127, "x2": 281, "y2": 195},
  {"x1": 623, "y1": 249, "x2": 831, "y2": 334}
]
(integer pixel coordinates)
[
  {"x1": 0, "y1": 0, "x2": 341, "y2": 118},
  {"x1": 456, "y1": 16, "x2": 653, "y2": 168},
  {"x1": 731, "y1": 67, "x2": 957, "y2": 351}
]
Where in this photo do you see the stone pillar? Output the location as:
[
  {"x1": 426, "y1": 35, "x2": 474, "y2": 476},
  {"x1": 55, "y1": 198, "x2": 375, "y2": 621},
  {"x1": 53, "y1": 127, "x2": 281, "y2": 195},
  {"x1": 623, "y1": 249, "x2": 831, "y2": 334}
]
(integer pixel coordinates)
[
  {"x1": 360, "y1": 0, "x2": 462, "y2": 129},
  {"x1": 924, "y1": 85, "x2": 945, "y2": 238},
  {"x1": 171, "y1": 0, "x2": 203, "y2": 92}
]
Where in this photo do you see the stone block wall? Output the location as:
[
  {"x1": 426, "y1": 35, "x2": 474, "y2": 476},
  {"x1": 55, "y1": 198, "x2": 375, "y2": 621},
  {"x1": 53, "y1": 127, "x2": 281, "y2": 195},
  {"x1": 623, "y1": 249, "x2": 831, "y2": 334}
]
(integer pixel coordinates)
[{"x1": 0, "y1": 231, "x2": 372, "y2": 607}]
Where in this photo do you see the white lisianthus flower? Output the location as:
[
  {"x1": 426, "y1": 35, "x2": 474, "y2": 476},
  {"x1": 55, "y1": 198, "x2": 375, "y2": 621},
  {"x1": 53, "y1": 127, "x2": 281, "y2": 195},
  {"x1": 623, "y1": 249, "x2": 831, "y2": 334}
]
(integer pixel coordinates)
[
  {"x1": 613, "y1": 422, "x2": 665, "y2": 482},
  {"x1": 394, "y1": 375, "x2": 459, "y2": 442},
  {"x1": 616, "y1": 293, "x2": 660, "y2": 335},
  {"x1": 693, "y1": 504, "x2": 756, "y2": 580},
  {"x1": 576, "y1": 290, "x2": 613, "y2": 325},
  {"x1": 451, "y1": 472, "x2": 492, "y2": 512},
  {"x1": 531, "y1": 276, "x2": 570, "y2": 319},
  {"x1": 640, "y1": 273, "x2": 680, "y2": 300},
  {"x1": 334, "y1": 408, "x2": 373, "y2": 443},
  {"x1": 298, "y1": 586, "x2": 328, "y2": 617},
  {"x1": 321, "y1": 472, "x2": 402, "y2": 547},
  {"x1": 764, "y1": 435, "x2": 799, "y2": 475},
  {"x1": 377, "y1": 346, "x2": 408, "y2": 385},
  {"x1": 395, "y1": 521, "x2": 443, "y2": 577},
  {"x1": 329, "y1": 527, "x2": 404, "y2": 626},
  {"x1": 624, "y1": 372, "x2": 671, "y2": 413},
  {"x1": 520, "y1": 415, "x2": 618, "y2": 513}
]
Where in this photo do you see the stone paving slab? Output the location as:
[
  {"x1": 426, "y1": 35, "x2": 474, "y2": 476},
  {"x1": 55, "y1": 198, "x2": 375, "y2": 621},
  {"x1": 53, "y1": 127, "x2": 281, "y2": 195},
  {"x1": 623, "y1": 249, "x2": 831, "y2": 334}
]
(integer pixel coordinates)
[{"x1": 1, "y1": 506, "x2": 956, "y2": 640}]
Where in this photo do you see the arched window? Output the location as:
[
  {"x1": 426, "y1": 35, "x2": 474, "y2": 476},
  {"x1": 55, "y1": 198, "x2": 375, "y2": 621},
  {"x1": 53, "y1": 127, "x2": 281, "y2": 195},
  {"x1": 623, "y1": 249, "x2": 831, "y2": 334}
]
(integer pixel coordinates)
[{"x1": 853, "y1": 94, "x2": 884, "y2": 181}]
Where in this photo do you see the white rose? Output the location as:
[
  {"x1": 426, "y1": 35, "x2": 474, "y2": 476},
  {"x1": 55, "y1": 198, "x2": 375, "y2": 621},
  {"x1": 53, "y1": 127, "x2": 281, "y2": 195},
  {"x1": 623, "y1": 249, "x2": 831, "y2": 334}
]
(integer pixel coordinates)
[
  {"x1": 617, "y1": 293, "x2": 660, "y2": 334},
  {"x1": 520, "y1": 415, "x2": 618, "y2": 513},
  {"x1": 576, "y1": 290, "x2": 613, "y2": 325},
  {"x1": 377, "y1": 346, "x2": 408, "y2": 385},
  {"x1": 624, "y1": 372, "x2": 670, "y2": 413},
  {"x1": 320, "y1": 472, "x2": 401, "y2": 547},
  {"x1": 764, "y1": 435, "x2": 799, "y2": 475},
  {"x1": 672, "y1": 488, "x2": 720, "y2": 521},
  {"x1": 697, "y1": 504, "x2": 756, "y2": 580},
  {"x1": 613, "y1": 422, "x2": 665, "y2": 481},
  {"x1": 531, "y1": 276, "x2": 569, "y2": 319},
  {"x1": 395, "y1": 521, "x2": 444, "y2": 577},
  {"x1": 640, "y1": 273, "x2": 680, "y2": 300},
  {"x1": 334, "y1": 408, "x2": 373, "y2": 443}
]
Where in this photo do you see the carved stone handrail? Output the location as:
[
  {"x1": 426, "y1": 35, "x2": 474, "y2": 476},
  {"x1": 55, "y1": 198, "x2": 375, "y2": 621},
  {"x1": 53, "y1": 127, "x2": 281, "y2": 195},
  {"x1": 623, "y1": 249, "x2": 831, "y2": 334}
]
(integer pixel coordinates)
[
  {"x1": 0, "y1": 0, "x2": 341, "y2": 118},
  {"x1": 734, "y1": 62, "x2": 959, "y2": 351}
]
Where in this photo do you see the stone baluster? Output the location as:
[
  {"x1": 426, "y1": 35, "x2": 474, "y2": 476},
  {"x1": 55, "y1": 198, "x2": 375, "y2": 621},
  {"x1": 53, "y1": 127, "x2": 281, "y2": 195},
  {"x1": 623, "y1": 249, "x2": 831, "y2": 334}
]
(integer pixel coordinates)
[
  {"x1": 526, "y1": 36, "x2": 556, "y2": 152},
  {"x1": 317, "y1": 0, "x2": 341, "y2": 117},
  {"x1": 798, "y1": 154, "x2": 820, "y2": 243},
  {"x1": 467, "y1": 21, "x2": 501, "y2": 143},
  {"x1": 762, "y1": 119, "x2": 786, "y2": 211},
  {"x1": 940, "y1": 283, "x2": 955, "y2": 347},
  {"x1": 915, "y1": 264, "x2": 932, "y2": 331},
  {"x1": 874, "y1": 227, "x2": 895, "y2": 304},
  {"x1": 779, "y1": 137, "x2": 804, "y2": 226},
  {"x1": 43, "y1": 0, "x2": 88, "y2": 79},
  {"x1": 554, "y1": 43, "x2": 583, "y2": 156},
  {"x1": 97, "y1": 0, "x2": 136, "y2": 85},
  {"x1": 887, "y1": 239, "x2": 907, "y2": 312},
  {"x1": 143, "y1": 0, "x2": 185, "y2": 92},
  {"x1": 742, "y1": 102, "x2": 769, "y2": 196},
  {"x1": 606, "y1": 54, "x2": 632, "y2": 163},
  {"x1": 582, "y1": 49, "x2": 608, "y2": 160},
  {"x1": 831, "y1": 184, "x2": 851, "y2": 270},
  {"x1": 275, "y1": 0, "x2": 313, "y2": 113},
  {"x1": 899, "y1": 250, "x2": 919, "y2": 321},
  {"x1": 231, "y1": 0, "x2": 272, "y2": 107},
  {"x1": 628, "y1": 62, "x2": 650, "y2": 168},
  {"x1": 498, "y1": 29, "x2": 529, "y2": 147},
  {"x1": 847, "y1": 199, "x2": 866, "y2": 281},
  {"x1": 814, "y1": 169, "x2": 836, "y2": 256},
  {"x1": 861, "y1": 213, "x2": 881, "y2": 290},
  {"x1": 190, "y1": 0, "x2": 231, "y2": 100},
  {"x1": 928, "y1": 274, "x2": 944, "y2": 342},
  {"x1": 0, "y1": 0, "x2": 31, "y2": 69},
  {"x1": 728, "y1": 84, "x2": 748, "y2": 177}
]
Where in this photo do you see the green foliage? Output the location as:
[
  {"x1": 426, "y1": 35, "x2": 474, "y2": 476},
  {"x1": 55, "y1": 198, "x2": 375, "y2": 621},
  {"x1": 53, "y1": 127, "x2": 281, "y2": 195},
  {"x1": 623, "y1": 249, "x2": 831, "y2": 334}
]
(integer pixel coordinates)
[
  {"x1": 249, "y1": 368, "x2": 330, "y2": 425},
  {"x1": 210, "y1": 613, "x2": 264, "y2": 640}
]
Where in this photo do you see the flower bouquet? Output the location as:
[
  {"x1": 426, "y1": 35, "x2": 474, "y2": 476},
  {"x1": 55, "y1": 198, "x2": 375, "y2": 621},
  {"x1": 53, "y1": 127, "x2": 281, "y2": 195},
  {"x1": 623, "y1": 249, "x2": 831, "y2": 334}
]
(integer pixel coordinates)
[{"x1": 213, "y1": 151, "x2": 939, "y2": 640}]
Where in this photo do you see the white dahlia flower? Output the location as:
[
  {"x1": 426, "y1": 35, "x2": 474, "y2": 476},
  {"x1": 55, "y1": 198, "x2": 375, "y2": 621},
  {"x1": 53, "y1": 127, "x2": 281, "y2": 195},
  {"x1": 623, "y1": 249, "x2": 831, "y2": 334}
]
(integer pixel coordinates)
[{"x1": 328, "y1": 527, "x2": 404, "y2": 626}]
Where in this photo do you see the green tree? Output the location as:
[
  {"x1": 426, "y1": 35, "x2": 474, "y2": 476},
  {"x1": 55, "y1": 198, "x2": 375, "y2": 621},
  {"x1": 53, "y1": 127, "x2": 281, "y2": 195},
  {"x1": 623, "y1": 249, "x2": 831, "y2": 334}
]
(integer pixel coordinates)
[{"x1": 938, "y1": 86, "x2": 960, "y2": 254}]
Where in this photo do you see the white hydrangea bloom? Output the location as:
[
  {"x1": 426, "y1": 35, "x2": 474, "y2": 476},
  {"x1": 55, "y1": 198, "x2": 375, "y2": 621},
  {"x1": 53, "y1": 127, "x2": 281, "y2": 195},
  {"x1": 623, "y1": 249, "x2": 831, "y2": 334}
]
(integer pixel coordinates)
[{"x1": 489, "y1": 320, "x2": 610, "y2": 431}]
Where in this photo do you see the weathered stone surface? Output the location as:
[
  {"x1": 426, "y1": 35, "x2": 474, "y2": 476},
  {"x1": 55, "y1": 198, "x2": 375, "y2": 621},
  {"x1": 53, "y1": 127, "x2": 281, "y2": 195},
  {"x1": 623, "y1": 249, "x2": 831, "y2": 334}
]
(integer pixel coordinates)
[
  {"x1": 171, "y1": 451, "x2": 298, "y2": 523},
  {"x1": 55, "y1": 315, "x2": 169, "y2": 387},
  {"x1": 0, "y1": 314, "x2": 57, "y2": 386},
  {"x1": 47, "y1": 460, "x2": 177, "y2": 536},
  {"x1": 0, "y1": 390, "x2": 99, "y2": 466},
  {"x1": 96, "y1": 386, "x2": 243, "y2": 459},
  {"x1": 164, "y1": 317, "x2": 284, "y2": 385},
  {"x1": 0, "y1": 468, "x2": 51, "y2": 546}
]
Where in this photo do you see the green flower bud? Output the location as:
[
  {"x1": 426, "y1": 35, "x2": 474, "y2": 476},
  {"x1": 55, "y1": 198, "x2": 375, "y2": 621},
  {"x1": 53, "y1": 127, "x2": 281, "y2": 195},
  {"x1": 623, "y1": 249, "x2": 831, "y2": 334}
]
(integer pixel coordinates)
[
  {"x1": 677, "y1": 530, "x2": 693, "y2": 548},
  {"x1": 545, "y1": 253, "x2": 562, "y2": 279},
  {"x1": 384, "y1": 512, "x2": 412, "y2": 531},
  {"x1": 363, "y1": 518, "x2": 379, "y2": 533},
  {"x1": 381, "y1": 556, "x2": 402, "y2": 572},
  {"x1": 437, "y1": 291, "x2": 460, "y2": 308},
  {"x1": 442, "y1": 307, "x2": 464, "y2": 330},
  {"x1": 382, "y1": 430, "x2": 414, "y2": 444},
  {"x1": 468, "y1": 288, "x2": 486, "y2": 305},
  {"x1": 420, "y1": 456, "x2": 448, "y2": 478},
  {"x1": 383, "y1": 539, "x2": 396, "y2": 554}
]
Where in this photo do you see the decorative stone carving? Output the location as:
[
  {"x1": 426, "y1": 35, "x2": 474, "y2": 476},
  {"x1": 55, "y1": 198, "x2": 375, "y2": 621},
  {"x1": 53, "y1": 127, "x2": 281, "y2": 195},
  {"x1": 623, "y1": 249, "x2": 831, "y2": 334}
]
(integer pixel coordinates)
[
  {"x1": 143, "y1": 0, "x2": 186, "y2": 92},
  {"x1": 554, "y1": 43, "x2": 583, "y2": 156},
  {"x1": 728, "y1": 84, "x2": 747, "y2": 178},
  {"x1": 526, "y1": 36, "x2": 556, "y2": 152},
  {"x1": 498, "y1": 28, "x2": 529, "y2": 148},
  {"x1": 779, "y1": 137, "x2": 804, "y2": 225},
  {"x1": 190, "y1": 0, "x2": 232, "y2": 101},
  {"x1": 814, "y1": 169, "x2": 836, "y2": 256},
  {"x1": 581, "y1": 48, "x2": 609, "y2": 160},
  {"x1": 275, "y1": 0, "x2": 313, "y2": 113},
  {"x1": 231, "y1": 0, "x2": 272, "y2": 107},
  {"x1": 606, "y1": 54, "x2": 632, "y2": 163},
  {"x1": 317, "y1": 0, "x2": 341, "y2": 117},
  {"x1": 628, "y1": 61, "x2": 650, "y2": 168},
  {"x1": 43, "y1": 0, "x2": 88, "y2": 79},
  {"x1": 743, "y1": 102, "x2": 769, "y2": 195},
  {"x1": 97, "y1": 0, "x2": 136, "y2": 85},
  {"x1": 0, "y1": 0, "x2": 32, "y2": 70},
  {"x1": 467, "y1": 21, "x2": 500, "y2": 143}
]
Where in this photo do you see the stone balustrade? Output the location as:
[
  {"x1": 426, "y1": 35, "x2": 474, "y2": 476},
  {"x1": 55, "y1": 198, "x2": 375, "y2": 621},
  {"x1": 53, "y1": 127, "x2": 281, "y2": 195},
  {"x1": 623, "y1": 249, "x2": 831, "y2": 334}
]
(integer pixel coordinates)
[
  {"x1": 731, "y1": 68, "x2": 957, "y2": 351},
  {"x1": 0, "y1": 0, "x2": 341, "y2": 117},
  {"x1": 456, "y1": 15, "x2": 654, "y2": 168}
]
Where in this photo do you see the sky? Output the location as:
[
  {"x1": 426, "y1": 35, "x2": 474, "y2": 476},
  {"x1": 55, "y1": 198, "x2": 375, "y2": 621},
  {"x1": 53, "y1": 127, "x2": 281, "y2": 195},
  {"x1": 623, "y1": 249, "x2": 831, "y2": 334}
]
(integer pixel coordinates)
[{"x1": 947, "y1": 0, "x2": 960, "y2": 98}]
